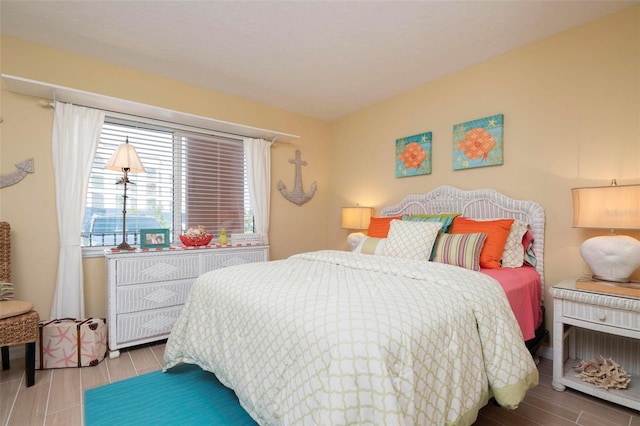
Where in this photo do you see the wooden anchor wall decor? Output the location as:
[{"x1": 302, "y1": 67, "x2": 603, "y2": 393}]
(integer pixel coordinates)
[
  {"x1": 278, "y1": 150, "x2": 317, "y2": 206},
  {"x1": 0, "y1": 158, "x2": 34, "y2": 188}
]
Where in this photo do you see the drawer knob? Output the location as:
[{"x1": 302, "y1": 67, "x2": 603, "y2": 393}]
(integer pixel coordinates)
[{"x1": 597, "y1": 310, "x2": 607, "y2": 321}]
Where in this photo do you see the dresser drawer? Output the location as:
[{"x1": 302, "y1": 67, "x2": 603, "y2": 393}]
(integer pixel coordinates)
[
  {"x1": 563, "y1": 300, "x2": 640, "y2": 331},
  {"x1": 116, "y1": 279, "x2": 194, "y2": 314},
  {"x1": 115, "y1": 255, "x2": 200, "y2": 286},
  {"x1": 116, "y1": 306, "x2": 183, "y2": 344},
  {"x1": 201, "y1": 247, "x2": 268, "y2": 271}
]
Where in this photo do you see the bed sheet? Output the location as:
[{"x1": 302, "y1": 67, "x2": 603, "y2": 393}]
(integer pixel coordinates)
[{"x1": 480, "y1": 266, "x2": 542, "y2": 341}]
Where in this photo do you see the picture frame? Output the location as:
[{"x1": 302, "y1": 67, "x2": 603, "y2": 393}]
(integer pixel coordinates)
[
  {"x1": 140, "y1": 228, "x2": 170, "y2": 248},
  {"x1": 395, "y1": 131, "x2": 432, "y2": 178},
  {"x1": 453, "y1": 113, "x2": 504, "y2": 170}
]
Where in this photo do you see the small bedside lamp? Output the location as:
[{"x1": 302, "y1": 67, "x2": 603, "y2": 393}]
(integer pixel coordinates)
[{"x1": 571, "y1": 181, "x2": 640, "y2": 283}]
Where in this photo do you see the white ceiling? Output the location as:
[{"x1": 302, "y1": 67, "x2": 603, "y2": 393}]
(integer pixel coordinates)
[{"x1": 1, "y1": 1, "x2": 637, "y2": 121}]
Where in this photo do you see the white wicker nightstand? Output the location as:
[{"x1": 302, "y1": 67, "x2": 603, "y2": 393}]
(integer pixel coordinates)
[{"x1": 551, "y1": 278, "x2": 640, "y2": 410}]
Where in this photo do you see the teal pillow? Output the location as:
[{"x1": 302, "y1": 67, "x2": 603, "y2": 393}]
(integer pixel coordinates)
[{"x1": 402, "y1": 213, "x2": 460, "y2": 233}]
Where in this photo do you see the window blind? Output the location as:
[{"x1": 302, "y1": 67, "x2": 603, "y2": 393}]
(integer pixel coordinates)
[{"x1": 83, "y1": 117, "x2": 251, "y2": 247}]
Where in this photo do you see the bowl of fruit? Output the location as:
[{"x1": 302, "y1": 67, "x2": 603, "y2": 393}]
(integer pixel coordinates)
[{"x1": 179, "y1": 226, "x2": 213, "y2": 246}]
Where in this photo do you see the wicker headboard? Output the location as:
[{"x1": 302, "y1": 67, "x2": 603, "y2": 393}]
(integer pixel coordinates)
[
  {"x1": 380, "y1": 185, "x2": 545, "y2": 287},
  {"x1": 0, "y1": 222, "x2": 10, "y2": 283}
]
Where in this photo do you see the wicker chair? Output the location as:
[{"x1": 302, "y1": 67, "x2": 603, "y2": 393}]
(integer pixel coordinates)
[{"x1": 0, "y1": 222, "x2": 39, "y2": 387}]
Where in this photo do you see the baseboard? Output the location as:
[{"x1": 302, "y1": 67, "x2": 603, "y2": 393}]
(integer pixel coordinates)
[{"x1": 538, "y1": 343, "x2": 553, "y2": 361}]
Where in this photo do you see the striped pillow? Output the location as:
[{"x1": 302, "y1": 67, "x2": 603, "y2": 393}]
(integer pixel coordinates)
[
  {"x1": 353, "y1": 237, "x2": 386, "y2": 255},
  {"x1": 432, "y1": 233, "x2": 488, "y2": 271}
]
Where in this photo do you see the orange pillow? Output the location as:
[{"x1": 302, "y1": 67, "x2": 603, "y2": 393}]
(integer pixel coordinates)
[
  {"x1": 367, "y1": 216, "x2": 402, "y2": 238},
  {"x1": 450, "y1": 217, "x2": 514, "y2": 269}
]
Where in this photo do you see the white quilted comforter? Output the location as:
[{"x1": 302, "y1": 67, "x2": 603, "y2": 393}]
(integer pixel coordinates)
[{"x1": 164, "y1": 250, "x2": 538, "y2": 425}]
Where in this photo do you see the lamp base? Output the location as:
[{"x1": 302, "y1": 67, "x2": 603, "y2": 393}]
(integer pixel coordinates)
[
  {"x1": 580, "y1": 235, "x2": 640, "y2": 283},
  {"x1": 116, "y1": 241, "x2": 133, "y2": 250}
]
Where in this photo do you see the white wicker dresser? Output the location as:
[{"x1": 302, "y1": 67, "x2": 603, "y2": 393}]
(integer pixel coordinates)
[
  {"x1": 105, "y1": 244, "x2": 269, "y2": 358},
  {"x1": 551, "y1": 278, "x2": 640, "y2": 410}
]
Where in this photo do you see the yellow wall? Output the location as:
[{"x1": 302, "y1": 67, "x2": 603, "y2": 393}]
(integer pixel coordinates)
[
  {"x1": 1, "y1": 6, "x2": 639, "y2": 349},
  {"x1": 1, "y1": 37, "x2": 331, "y2": 319},
  {"x1": 328, "y1": 6, "x2": 640, "y2": 337}
]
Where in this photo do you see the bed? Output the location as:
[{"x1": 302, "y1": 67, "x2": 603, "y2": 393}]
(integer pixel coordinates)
[{"x1": 164, "y1": 186, "x2": 544, "y2": 425}]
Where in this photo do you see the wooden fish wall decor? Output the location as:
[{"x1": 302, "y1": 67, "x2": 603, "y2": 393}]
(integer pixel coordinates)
[
  {"x1": 278, "y1": 150, "x2": 317, "y2": 206},
  {"x1": 0, "y1": 158, "x2": 34, "y2": 188}
]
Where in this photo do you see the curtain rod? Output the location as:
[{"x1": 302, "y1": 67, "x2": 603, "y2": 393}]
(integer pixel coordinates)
[
  {"x1": 1, "y1": 74, "x2": 298, "y2": 143},
  {"x1": 39, "y1": 98, "x2": 290, "y2": 144}
]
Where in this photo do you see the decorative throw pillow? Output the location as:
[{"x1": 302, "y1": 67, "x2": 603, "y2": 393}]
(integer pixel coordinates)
[
  {"x1": 367, "y1": 216, "x2": 402, "y2": 238},
  {"x1": 353, "y1": 237, "x2": 387, "y2": 255},
  {"x1": 450, "y1": 217, "x2": 514, "y2": 269},
  {"x1": 432, "y1": 233, "x2": 488, "y2": 271},
  {"x1": 402, "y1": 213, "x2": 460, "y2": 233},
  {"x1": 501, "y1": 220, "x2": 529, "y2": 268},
  {"x1": 381, "y1": 220, "x2": 441, "y2": 260},
  {"x1": 403, "y1": 213, "x2": 461, "y2": 260}
]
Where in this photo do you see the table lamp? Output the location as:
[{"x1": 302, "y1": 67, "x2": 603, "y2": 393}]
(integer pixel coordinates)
[
  {"x1": 342, "y1": 205, "x2": 373, "y2": 251},
  {"x1": 571, "y1": 181, "x2": 640, "y2": 283},
  {"x1": 106, "y1": 137, "x2": 146, "y2": 250}
]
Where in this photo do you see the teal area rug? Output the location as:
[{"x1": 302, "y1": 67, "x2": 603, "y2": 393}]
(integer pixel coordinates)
[{"x1": 84, "y1": 363, "x2": 258, "y2": 425}]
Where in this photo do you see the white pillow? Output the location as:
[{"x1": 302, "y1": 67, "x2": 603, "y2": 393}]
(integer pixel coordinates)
[
  {"x1": 501, "y1": 219, "x2": 529, "y2": 268},
  {"x1": 382, "y1": 220, "x2": 441, "y2": 260}
]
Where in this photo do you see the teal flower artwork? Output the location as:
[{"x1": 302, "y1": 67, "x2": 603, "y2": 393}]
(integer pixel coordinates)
[
  {"x1": 396, "y1": 132, "x2": 432, "y2": 178},
  {"x1": 453, "y1": 114, "x2": 504, "y2": 170}
]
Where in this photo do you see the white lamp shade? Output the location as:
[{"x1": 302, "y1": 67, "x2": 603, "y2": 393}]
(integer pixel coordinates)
[
  {"x1": 342, "y1": 206, "x2": 373, "y2": 230},
  {"x1": 106, "y1": 139, "x2": 145, "y2": 173},
  {"x1": 571, "y1": 184, "x2": 640, "y2": 229}
]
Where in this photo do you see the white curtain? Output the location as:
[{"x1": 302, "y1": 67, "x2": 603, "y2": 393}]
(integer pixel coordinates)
[
  {"x1": 244, "y1": 138, "x2": 273, "y2": 244},
  {"x1": 50, "y1": 102, "x2": 105, "y2": 319}
]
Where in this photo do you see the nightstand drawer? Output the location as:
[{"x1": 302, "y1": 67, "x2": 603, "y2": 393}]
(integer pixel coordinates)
[{"x1": 563, "y1": 300, "x2": 640, "y2": 331}]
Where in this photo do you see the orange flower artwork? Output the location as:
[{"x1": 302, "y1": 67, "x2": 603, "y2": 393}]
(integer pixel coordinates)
[
  {"x1": 396, "y1": 132, "x2": 431, "y2": 178},
  {"x1": 457, "y1": 128, "x2": 496, "y2": 160},
  {"x1": 453, "y1": 114, "x2": 503, "y2": 170},
  {"x1": 399, "y1": 142, "x2": 427, "y2": 169}
]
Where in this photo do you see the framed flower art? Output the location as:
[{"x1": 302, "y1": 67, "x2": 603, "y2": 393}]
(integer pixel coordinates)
[
  {"x1": 453, "y1": 114, "x2": 504, "y2": 170},
  {"x1": 395, "y1": 132, "x2": 432, "y2": 178}
]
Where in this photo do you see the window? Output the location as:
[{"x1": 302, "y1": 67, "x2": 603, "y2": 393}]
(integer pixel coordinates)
[{"x1": 82, "y1": 116, "x2": 252, "y2": 249}]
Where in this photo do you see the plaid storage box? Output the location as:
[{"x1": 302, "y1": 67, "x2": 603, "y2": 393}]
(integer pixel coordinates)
[{"x1": 36, "y1": 318, "x2": 108, "y2": 369}]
